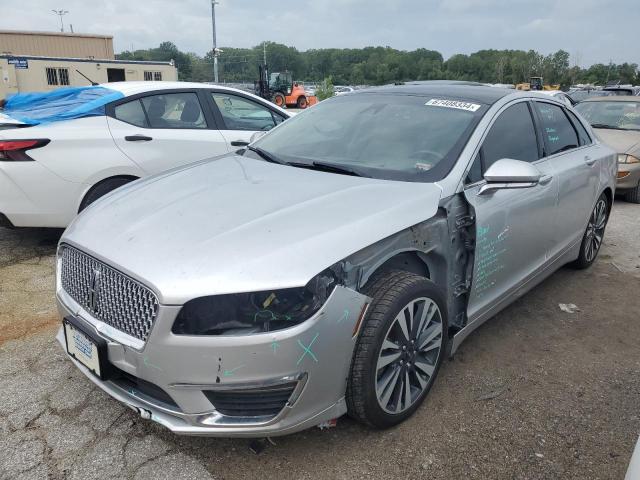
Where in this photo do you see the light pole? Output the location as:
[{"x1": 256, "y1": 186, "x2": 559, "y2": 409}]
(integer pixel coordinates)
[
  {"x1": 52, "y1": 9, "x2": 69, "y2": 33},
  {"x1": 211, "y1": 0, "x2": 220, "y2": 83}
]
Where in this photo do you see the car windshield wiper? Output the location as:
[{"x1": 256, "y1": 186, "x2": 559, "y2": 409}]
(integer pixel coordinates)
[
  {"x1": 590, "y1": 123, "x2": 627, "y2": 131},
  {"x1": 298, "y1": 160, "x2": 364, "y2": 177},
  {"x1": 246, "y1": 145, "x2": 289, "y2": 165}
]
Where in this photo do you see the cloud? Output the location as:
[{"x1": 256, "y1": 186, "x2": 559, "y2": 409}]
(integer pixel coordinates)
[{"x1": 0, "y1": 0, "x2": 637, "y2": 66}]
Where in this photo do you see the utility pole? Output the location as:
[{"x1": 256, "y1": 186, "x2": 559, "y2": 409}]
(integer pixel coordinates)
[
  {"x1": 211, "y1": 0, "x2": 220, "y2": 83},
  {"x1": 263, "y1": 41, "x2": 267, "y2": 65},
  {"x1": 52, "y1": 9, "x2": 69, "y2": 32}
]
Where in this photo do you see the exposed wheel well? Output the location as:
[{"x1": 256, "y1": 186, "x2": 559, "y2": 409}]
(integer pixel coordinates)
[
  {"x1": 365, "y1": 252, "x2": 431, "y2": 284},
  {"x1": 79, "y1": 175, "x2": 139, "y2": 213}
]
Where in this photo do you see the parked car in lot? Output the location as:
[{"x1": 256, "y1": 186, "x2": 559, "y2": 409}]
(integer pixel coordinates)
[
  {"x1": 56, "y1": 85, "x2": 615, "y2": 437},
  {"x1": 568, "y1": 88, "x2": 610, "y2": 103},
  {"x1": 575, "y1": 96, "x2": 640, "y2": 202},
  {"x1": 0, "y1": 81, "x2": 289, "y2": 228}
]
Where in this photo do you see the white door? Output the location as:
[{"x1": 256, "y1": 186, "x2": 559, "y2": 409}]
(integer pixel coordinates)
[
  {"x1": 208, "y1": 91, "x2": 287, "y2": 147},
  {"x1": 107, "y1": 91, "x2": 229, "y2": 175}
]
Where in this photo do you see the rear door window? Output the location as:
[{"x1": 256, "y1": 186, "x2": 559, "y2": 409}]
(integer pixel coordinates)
[{"x1": 534, "y1": 102, "x2": 579, "y2": 155}]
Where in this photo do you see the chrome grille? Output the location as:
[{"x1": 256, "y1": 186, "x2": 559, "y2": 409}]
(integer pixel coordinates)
[{"x1": 60, "y1": 245, "x2": 159, "y2": 342}]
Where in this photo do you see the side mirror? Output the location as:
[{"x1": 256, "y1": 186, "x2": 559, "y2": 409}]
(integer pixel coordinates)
[{"x1": 478, "y1": 159, "x2": 545, "y2": 195}]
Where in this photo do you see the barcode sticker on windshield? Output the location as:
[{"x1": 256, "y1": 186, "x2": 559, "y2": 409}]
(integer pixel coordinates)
[{"x1": 425, "y1": 99, "x2": 481, "y2": 112}]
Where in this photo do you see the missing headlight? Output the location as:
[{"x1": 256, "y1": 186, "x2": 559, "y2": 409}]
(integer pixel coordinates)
[{"x1": 172, "y1": 270, "x2": 338, "y2": 335}]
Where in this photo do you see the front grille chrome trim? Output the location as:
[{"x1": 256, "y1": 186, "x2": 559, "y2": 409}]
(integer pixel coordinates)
[{"x1": 59, "y1": 244, "x2": 159, "y2": 343}]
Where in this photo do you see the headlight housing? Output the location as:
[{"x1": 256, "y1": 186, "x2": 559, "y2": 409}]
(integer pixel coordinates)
[
  {"x1": 618, "y1": 154, "x2": 640, "y2": 164},
  {"x1": 172, "y1": 269, "x2": 338, "y2": 335}
]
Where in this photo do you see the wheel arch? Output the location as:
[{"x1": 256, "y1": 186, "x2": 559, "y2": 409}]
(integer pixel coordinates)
[{"x1": 78, "y1": 174, "x2": 139, "y2": 213}]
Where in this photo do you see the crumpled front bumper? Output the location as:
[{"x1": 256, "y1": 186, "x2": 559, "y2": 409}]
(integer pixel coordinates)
[{"x1": 56, "y1": 285, "x2": 369, "y2": 437}]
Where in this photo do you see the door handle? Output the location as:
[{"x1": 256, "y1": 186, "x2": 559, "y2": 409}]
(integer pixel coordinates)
[
  {"x1": 584, "y1": 155, "x2": 596, "y2": 166},
  {"x1": 125, "y1": 135, "x2": 153, "y2": 142},
  {"x1": 538, "y1": 174, "x2": 553, "y2": 185},
  {"x1": 230, "y1": 140, "x2": 249, "y2": 147}
]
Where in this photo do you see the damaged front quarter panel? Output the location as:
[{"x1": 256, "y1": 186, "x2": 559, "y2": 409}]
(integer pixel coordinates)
[{"x1": 340, "y1": 193, "x2": 475, "y2": 354}]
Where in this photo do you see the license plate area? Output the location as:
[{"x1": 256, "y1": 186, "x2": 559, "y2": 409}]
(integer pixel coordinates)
[{"x1": 63, "y1": 317, "x2": 112, "y2": 380}]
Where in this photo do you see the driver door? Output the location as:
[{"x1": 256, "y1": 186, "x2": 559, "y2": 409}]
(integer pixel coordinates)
[
  {"x1": 463, "y1": 101, "x2": 558, "y2": 321},
  {"x1": 207, "y1": 91, "x2": 287, "y2": 148}
]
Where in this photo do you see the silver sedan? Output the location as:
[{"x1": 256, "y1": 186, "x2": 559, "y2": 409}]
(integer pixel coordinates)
[{"x1": 55, "y1": 85, "x2": 616, "y2": 437}]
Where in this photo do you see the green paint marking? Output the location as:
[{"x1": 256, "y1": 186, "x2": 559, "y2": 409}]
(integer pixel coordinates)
[
  {"x1": 296, "y1": 333, "x2": 319, "y2": 365},
  {"x1": 337, "y1": 309, "x2": 350, "y2": 324},
  {"x1": 223, "y1": 365, "x2": 245, "y2": 377},
  {"x1": 271, "y1": 340, "x2": 280, "y2": 354}
]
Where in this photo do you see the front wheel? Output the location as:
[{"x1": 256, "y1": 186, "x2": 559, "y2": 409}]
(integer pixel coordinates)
[
  {"x1": 347, "y1": 270, "x2": 448, "y2": 429},
  {"x1": 570, "y1": 192, "x2": 609, "y2": 269},
  {"x1": 296, "y1": 96, "x2": 308, "y2": 109}
]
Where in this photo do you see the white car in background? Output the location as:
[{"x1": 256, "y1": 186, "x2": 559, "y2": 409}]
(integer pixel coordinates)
[{"x1": 0, "y1": 81, "x2": 290, "y2": 228}]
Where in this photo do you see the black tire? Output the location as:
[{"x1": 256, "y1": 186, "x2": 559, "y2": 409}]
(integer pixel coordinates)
[
  {"x1": 79, "y1": 177, "x2": 134, "y2": 212},
  {"x1": 346, "y1": 270, "x2": 448, "y2": 429},
  {"x1": 273, "y1": 93, "x2": 286, "y2": 108},
  {"x1": 297, "y1": 96, "x2": 308, "y2": 109},
  {"x1": 624, "y1": 182, "x2": 640, "y2": 204},
  {"x1": 570, "y1": 192, "x2": 610, "y2": 269}
]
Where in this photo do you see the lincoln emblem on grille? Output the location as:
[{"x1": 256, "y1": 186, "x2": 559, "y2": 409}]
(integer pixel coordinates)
[{"x1": 87, "y1": 268, "x2": 102, "y2": 312}]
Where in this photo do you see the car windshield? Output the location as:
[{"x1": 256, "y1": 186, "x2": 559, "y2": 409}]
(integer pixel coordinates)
[
  {"x1": 251, "y1": 93, "x2": 485, "y2": 182},
  {"x1": 575, "y1": 101, "x2": 640, "y2": 131}
]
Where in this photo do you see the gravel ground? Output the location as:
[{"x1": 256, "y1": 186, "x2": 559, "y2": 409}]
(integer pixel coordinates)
[{"x1": 0, "y1": 202, "x2": 639, "y2": 480}]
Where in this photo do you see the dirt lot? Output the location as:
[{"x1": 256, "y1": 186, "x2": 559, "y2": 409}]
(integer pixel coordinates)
[{"x1": 1, "y1": 203, "x2": 639, "y2": 480}]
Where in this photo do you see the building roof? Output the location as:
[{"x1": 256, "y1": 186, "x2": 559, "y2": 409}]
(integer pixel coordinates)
[
  {"x1": 0, "y1": 29, "x2": 112, "y2": 40},
  {"x1": 0, "y1": 54, "x2": 173, "y2": 66}
]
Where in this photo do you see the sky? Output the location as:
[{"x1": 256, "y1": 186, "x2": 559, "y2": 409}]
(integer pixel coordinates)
[{"x1": 1, "y1": 0, "x2": 638, "y2": 67}]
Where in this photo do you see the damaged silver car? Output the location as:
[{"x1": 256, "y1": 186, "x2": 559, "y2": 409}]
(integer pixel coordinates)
[{"x1": 55, "y1": 85, "x2": 616, "y2": 436}]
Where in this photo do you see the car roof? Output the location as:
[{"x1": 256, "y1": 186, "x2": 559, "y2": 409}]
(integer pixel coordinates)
[
  {"x1": 354, "y1": 84, "x2": 516, "y2": 105},
  {"x1": 103, "y1": 81, "x2": 252, "y2": 98},
  {"x1": 578, "y1": 95, "x2": 640, "y2": 102}
]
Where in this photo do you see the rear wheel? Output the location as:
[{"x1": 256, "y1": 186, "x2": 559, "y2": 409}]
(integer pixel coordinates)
[
  {"x1": 624, "y1": 182, "x2": 640, "y2": 204},
  {"x1": 297, "y1": 96, "x2": 308, "y2": 109},
  {"x1": 347, "y1": 270, "x2": 447, "y2": 429},
  {"x1": 79, "y1": 177, "x2": 134, "y2": 212},
  {"x1": 273, "y1": 93, "x2": 286, "y2": 108},
  {"x1": 570, "y1": 192, "x2": 609, "y2": 269}
]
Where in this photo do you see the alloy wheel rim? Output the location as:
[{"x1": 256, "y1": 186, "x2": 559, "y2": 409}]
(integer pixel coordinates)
[
  {"x1": 584, "y1": 199, "x2": 607, "y2": 263},
  {"x1": 375, "y1": 297, "x2": 443, "y2": 414}
]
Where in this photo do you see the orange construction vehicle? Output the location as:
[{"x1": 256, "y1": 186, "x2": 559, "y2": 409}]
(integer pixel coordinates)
[{"x1": 255, "y1": 65, "x2": 317, "y2": 109}]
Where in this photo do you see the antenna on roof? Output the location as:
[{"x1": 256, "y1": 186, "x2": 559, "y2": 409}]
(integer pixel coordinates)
[{"x1": 76, "y1": 69, "x2": 98, "y2": 86}]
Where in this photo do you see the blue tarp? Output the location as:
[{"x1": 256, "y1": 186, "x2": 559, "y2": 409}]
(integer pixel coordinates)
[{"x1": 1, "y1": 86, "x2": 125, "y2": 125}]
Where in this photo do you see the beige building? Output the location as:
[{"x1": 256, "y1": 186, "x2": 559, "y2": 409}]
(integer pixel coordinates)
[{"x1": 0, "y1": 30, "x2": 178, "y2": 99}]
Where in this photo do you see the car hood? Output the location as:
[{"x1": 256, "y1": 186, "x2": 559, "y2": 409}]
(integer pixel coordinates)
[
  {"x1": 63, "y1": 155, "x2": 442, "y2": 304},
  {"x1": 593, "y1": 128, "x2": 640, "y2": 156}
]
